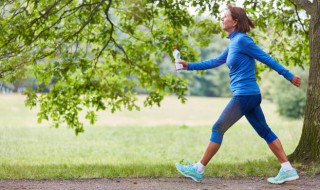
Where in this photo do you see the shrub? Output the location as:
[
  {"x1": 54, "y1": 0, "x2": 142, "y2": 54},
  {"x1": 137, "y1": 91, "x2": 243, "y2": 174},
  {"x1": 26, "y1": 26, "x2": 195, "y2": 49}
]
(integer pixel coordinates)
[{"x1": 274, "y1": 68, "x2": 308, "y2": 118}]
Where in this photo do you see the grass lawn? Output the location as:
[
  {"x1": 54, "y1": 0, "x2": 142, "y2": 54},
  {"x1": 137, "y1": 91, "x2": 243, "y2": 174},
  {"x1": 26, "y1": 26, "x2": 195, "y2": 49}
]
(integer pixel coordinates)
[{"x1": 0, "y1": 94, "x2": 310, "y2": 179}]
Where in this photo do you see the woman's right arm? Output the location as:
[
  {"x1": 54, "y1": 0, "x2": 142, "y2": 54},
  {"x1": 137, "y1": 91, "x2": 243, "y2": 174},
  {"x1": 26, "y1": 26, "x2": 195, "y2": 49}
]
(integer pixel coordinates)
[{"x1": 179, "y1": 48, "x2": 228, "y2": 70}]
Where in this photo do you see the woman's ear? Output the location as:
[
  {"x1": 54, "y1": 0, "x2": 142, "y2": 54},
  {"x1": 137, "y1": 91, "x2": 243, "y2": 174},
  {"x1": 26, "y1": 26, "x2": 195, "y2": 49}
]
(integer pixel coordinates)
[{"x1": 233, "y1": 19, "x2": 238, "y2": 27}]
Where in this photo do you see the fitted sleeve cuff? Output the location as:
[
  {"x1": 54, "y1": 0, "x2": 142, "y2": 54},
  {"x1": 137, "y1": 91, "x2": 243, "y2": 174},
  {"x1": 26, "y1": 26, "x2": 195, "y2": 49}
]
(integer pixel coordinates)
[
  {"x1": 187, "y1": 62, "x2": 195, "y2": 70},
  {"x1": 284, "y1": 72, "x2": 294, "y2": 81}
]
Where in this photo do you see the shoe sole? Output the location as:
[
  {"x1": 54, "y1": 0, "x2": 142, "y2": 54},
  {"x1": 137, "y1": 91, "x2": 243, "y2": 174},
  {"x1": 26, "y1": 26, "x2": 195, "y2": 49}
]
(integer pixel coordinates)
[
  {"x1": 268, "y1": 175, "x2": 299, "y2": 184},
  {"x1": 175, "y1": 165, "x2": 202, "y2": 183}
]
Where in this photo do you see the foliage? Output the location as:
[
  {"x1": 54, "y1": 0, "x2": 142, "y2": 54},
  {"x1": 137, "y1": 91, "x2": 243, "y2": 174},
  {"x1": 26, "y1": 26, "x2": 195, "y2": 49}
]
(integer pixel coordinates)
[
  {"x1": 0, "y1": 0, "x2": 312, "y2": 134},
  {"x1": 0, "y1": 0, "x2": 202, "y2": 134},
  {"x1": 243, "y1": 0, "x2": 310, "y2": 71},
  {"x1": 274, "y1": 68, "x2": 308, "y2": 118}
]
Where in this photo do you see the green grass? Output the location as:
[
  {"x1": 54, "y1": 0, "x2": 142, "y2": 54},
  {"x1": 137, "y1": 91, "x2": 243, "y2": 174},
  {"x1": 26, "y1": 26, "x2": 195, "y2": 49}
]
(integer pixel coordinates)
[{"x1": 0, "y1": 94, "x2": 317, "y2": 179}]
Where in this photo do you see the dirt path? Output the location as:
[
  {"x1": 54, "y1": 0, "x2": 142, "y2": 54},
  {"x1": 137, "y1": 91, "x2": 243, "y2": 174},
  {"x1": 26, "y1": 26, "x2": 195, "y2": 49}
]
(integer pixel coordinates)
[{"x1": 1, "y1": 175, "x2": 319, "y2": 190}]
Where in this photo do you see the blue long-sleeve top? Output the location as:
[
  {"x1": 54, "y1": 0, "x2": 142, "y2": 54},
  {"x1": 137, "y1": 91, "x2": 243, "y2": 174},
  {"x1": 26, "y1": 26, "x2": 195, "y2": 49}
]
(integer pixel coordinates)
[{"x1": 188, "y1": 30, "x2": 294, "y2": 95}]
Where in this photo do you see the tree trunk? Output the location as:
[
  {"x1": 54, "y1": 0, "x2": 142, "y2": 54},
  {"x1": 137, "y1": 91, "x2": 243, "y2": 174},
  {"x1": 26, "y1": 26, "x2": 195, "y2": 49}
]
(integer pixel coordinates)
[{"x1": 289, "y1": 1, "x2": 320, "y2": 163}]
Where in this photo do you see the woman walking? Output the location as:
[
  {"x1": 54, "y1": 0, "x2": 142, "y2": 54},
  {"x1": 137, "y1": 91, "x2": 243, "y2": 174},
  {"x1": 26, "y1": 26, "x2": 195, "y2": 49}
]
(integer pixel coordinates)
[{"x1": 175, "y1": 5, "x2": 301, "y2": 184}]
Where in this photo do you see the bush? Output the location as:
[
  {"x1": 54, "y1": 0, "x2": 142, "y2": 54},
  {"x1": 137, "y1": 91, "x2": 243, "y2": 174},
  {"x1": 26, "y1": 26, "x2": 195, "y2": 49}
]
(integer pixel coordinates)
[
  {"x1": 274, "y1": 68, "x2": 308, "y2": 118},
  {"x1": 275, "y1": 86, "x2": 306, "y2": 118}
]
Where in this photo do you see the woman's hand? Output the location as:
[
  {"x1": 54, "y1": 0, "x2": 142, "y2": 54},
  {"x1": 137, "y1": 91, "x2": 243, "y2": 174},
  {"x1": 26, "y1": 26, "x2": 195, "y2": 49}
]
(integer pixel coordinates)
[
  {"x1": 177, "y1": 60, "x2": 188, "y2": 70},
  {"x1": 291, "y1": 75, "x2": 301, "y2": 87}
]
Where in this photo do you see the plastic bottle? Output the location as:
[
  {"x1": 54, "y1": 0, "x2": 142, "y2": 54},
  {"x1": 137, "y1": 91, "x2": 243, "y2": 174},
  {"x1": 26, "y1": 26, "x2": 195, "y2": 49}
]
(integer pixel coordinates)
[{"x1": 173, "y1": 47, "x2": 183, "y2": 72}]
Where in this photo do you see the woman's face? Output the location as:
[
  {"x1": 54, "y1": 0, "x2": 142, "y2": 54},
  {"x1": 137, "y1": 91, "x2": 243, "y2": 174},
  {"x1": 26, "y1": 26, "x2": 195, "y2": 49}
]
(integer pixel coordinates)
[{"x1": 221, "y1": 10, "x2": 237, "y2": 33}]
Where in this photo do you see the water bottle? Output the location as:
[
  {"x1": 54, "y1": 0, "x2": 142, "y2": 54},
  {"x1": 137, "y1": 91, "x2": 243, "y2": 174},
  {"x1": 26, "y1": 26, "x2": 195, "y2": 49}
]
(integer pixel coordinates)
[{"x1": 173, "y1": 47, "x2": 183, "y2": 72}]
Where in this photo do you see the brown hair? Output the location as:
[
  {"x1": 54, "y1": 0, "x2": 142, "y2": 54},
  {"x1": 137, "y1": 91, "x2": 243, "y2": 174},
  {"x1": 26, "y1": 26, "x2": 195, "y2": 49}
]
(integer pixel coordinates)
[{"x1": 228, "y1": 5, "x2": 255, "y2": 33}]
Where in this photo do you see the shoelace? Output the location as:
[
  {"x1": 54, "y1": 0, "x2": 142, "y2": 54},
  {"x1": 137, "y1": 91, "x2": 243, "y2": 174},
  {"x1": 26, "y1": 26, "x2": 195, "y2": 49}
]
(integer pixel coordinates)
[
  {"x1": 183, "y1": 161, "x2": 196, "y2": 170},
  {"x1": 275, "y1": 169, "x2": 286, "y2": 179}
]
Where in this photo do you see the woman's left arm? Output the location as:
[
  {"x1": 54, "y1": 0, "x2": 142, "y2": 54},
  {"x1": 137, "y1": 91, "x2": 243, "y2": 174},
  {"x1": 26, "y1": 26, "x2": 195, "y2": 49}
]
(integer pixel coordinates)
[{"x1": 241, "y1": 36, "x2": 301, "y2": 87}]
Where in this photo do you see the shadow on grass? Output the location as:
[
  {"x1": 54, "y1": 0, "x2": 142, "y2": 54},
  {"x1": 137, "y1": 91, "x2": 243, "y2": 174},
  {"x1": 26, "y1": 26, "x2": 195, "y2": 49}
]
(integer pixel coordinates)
[{"x1": 1, "y1": 158, "x2": 318, "y2": 179}]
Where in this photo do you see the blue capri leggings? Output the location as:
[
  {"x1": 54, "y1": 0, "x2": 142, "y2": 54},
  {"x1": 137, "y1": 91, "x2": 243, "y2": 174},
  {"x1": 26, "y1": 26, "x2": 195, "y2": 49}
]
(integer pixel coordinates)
[{"x1": 210, "y1": 94, "x2": 277, "y2": 144}]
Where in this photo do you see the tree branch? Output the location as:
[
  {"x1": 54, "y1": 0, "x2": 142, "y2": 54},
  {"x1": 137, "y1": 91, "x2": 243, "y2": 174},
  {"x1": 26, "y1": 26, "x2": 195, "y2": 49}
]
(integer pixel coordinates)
[
  {"x1": 94, "y1": 0, "x2": 114, "y2": 66},
  {"x1": 65, "y1": 1, "x2": 106, "y2": 42},
  {"x1": 290, "y1": 0, "x2": 308, "y2": 35},
  {"x1": 292, "y1": 0, "x2": 313, "y2": 15},
  {"x1": 112, "y1": 24, "x2": 147, "y2": 43},
  {"x1": 31, "y1": 1, "x2": 104, "y2": 46},
  {"x1": 102, "y1": 0, "x2": 131, "y2": 64},
  {"x1": 10, "y1": 0, "x2": 31, "y2": 19},
  {"x1": 0, "y1": 59, "x2": 29, "y2": 78},
  {"x1": 29, "y1": 0, "x2": 63, "y2": 26},
  {"x1": 150, "y1": 2, "x2": 156, "y2": 46},
  {"x1": 0, "y1": 1, "x2": 72, "y2": 54}
]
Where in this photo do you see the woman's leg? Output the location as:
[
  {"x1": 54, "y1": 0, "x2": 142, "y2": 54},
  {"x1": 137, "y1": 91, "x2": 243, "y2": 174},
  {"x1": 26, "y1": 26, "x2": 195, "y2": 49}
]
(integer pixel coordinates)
[
  {"x1": 201, "y1": 95, "x2": 265, "y2": 166},
  {"x1": 244, "y1": 104, "x2": 288, "y2": 162},
  {"x1": 201, "y1": 96, "x2": 249, "y2": 165},
  {"x1": 268, "y1": 138, "x2": 288, "y2": 163},
  {"x1": 200, "y1": 141, "x2": 221, "y2": 166},
  {"x1": 176, "y1": 95, "x2": 265, "y2": 182},
  {"x1": 245, "y1": 102, "x2": 299, "y2": 184}
]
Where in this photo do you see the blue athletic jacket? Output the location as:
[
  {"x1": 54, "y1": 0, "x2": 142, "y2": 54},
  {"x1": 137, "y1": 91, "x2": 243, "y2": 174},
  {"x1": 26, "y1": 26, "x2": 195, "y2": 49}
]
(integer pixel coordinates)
[{"x1": 187, "y1": 30, "x2": 294, "y2": 95}]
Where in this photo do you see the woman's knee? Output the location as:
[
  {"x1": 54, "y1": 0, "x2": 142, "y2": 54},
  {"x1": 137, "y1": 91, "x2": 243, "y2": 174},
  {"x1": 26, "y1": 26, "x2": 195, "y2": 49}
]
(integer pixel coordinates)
[
  {"x1": 255, "y1": 127, "x2": 278, "y2": 144},
  {"x1": 210, "y1": 130, "x2": 223, "y2": 144},
  {"x1": 212, "y1": 119, "x2": 230, "y2": 134}
]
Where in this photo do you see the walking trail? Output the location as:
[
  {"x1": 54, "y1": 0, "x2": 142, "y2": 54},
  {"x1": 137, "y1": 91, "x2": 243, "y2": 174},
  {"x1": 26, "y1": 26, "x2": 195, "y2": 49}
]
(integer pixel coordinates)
[{"x1": 1, "y1": 175, "x2": 319, "y2": 190}]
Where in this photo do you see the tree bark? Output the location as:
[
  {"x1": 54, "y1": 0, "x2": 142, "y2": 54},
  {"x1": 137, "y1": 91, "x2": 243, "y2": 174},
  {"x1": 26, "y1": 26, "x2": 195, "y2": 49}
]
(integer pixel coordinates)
[
  {"x1": 289, "y1": 0, "x2": 320, "y2": 163},
  {"x1": 293, "y1": 0, "x2": 313, "y2": 14}
]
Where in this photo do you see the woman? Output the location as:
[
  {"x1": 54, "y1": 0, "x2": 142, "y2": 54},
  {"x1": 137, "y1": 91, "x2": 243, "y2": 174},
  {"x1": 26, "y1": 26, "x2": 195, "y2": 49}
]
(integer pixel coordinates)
[{"x1": 175, "y1": 5, "x2": 301, "y2": 184}]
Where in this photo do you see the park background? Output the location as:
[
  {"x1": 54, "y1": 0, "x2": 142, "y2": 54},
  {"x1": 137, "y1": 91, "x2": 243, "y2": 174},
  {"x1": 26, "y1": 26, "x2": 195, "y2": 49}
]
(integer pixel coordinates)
[
  {"x1": 0, "y1": 36, "x2": 310, "y2": 179},
  {"x1": 1, "y1": 0, "x2": 319, "y2": 180}
]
